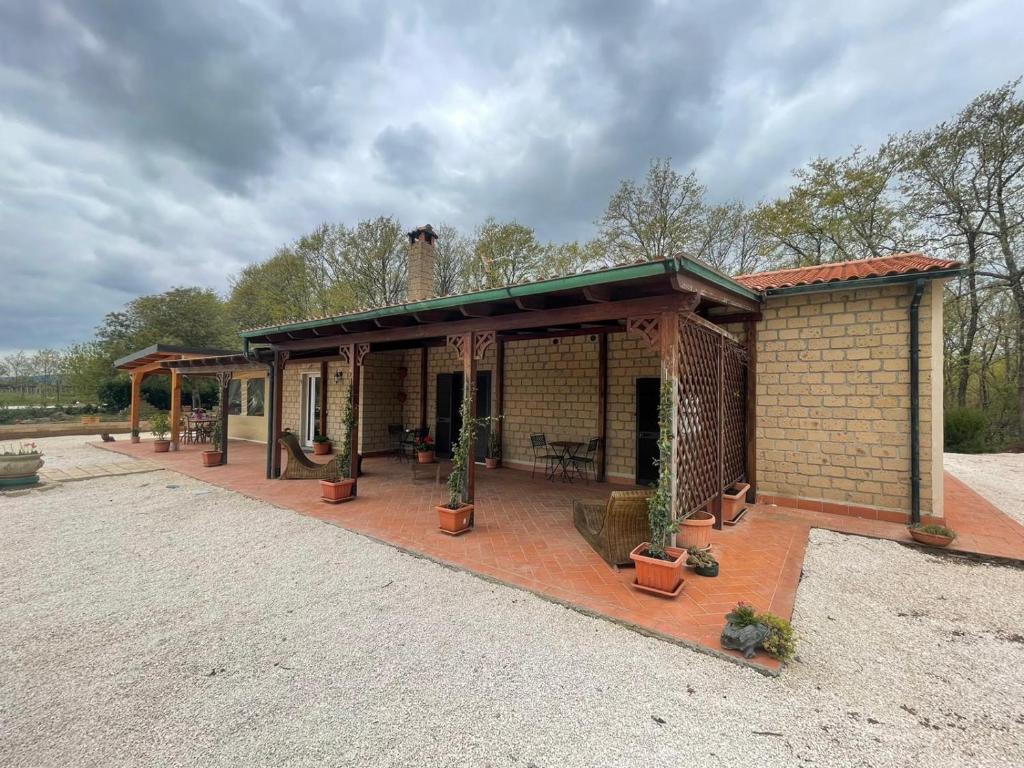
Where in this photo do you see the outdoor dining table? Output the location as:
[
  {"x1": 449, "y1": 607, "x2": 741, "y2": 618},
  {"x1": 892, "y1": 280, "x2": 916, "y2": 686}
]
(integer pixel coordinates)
[
  {"x1": 187, "y1": 416, "x2": 216, "y2": 444},
  {"x1": 547, "y1": 440, "x2": 584, "y2": 482}
]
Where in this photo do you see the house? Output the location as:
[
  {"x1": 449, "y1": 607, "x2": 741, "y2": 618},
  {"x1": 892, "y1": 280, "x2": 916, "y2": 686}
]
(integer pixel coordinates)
[{"x1": 121, "y1": 227, "x2": 959, "y2": 528}]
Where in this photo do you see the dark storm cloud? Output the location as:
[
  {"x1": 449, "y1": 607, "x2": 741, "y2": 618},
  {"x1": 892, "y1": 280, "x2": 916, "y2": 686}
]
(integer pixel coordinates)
[{"x1": 1, "y1": 0, "x2": 1022, "y2": 354}]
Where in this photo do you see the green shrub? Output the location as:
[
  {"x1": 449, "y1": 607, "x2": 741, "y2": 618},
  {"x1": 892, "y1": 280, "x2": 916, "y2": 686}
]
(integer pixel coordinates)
[
  {"x1": 911, "y1": 523, "x2": 956, "y2": 539},
  {"x1": 725, "y1": 602, "x2": 758, "y2": 628},
  {"x1": 149, "y1": 412, "x2": 170, "y2": 440},
  {"x1": 756, "y1": 612, "x2": 797, "y2": 662},
  {"x1": 944, "y1": 407, "x2": 989, "y2": 453}
]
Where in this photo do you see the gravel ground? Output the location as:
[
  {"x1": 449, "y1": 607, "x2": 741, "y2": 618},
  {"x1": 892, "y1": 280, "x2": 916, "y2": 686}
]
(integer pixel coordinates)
[
  {"x1": 1, "y1": 439, "x2": 1022, "y2": 767},
  {"x1": 945, "y1": 452, "x2": 1024, "y2": 526},
  {"x1": 11, "y1": 435, "x2": 132, "y2": 471}
]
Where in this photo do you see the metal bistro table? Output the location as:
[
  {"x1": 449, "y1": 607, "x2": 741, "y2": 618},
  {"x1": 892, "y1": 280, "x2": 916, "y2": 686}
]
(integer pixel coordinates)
[{"x1": 547, "y1": 440, "x2": 583, "y2": 482}]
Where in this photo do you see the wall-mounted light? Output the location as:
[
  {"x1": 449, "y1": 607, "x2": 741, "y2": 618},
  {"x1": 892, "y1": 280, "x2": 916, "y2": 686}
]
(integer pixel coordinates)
[{"x1": 334, "y1": 370, "x2": 343, "y2": 384}]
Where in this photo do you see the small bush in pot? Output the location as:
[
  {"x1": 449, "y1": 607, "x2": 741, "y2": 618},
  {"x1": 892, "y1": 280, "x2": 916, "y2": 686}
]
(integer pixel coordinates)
[
  {"x1": 416, "y1": 434, "x2": 436, "y2": 463},
  {"x1": 150, "y1": 412, "x2": 171, "y2": 452},
  {"x1": 320, "y1": 473, "x2": 355, "y2": 503},
  {"x1": 438, "y1": 392, "x2": 478, "y2": 535},
  {"x1": 313, "y1": 432, "x2": 332, "y2": 455},
  {"x1": 202, "y1": 420, "x2": 224, "y2": 467},
  {"x1": 630, "y1": 378, "x2": 684, "y2": 596},
  {"x1": 0, "y1": 441, "x2": 44, "y2": 489},
  {"x1": 686, "y1": 546, "x2": 719, "y2": 577},
  {"x1": 721, "y1": 601, "x2": 796, "y2": 662},
  {"x1": 485, "y1": 416, "x2": 502, "y2": 469},
  {"x1": 908, "y1": 523, "x2": 956, "y2": 548}
]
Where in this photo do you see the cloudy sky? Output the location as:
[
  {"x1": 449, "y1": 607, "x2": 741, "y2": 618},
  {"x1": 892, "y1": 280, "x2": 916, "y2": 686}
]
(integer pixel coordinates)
[{"x1": 1, "y1": 0, "x2": 1022, "y2": 356}]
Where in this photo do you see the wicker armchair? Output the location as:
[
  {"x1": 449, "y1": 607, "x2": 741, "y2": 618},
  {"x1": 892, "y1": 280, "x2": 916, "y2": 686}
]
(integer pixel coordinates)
[
  {"x1": 278, "y1": 432, "x2": 341, "y2": 480},
  {"x1": 573, "y1": 490, "x2": 653, "y2": 567}
]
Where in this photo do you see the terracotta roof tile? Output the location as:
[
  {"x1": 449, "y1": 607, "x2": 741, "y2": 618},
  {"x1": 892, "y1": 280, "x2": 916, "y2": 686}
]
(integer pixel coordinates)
[{"x1": 734, "y1": 253, "x2": 960, "y2": 292}]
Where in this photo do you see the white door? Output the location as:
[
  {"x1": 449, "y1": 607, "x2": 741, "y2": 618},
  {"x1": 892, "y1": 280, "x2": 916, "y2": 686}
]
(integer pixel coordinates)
[{"x1": 304, "y1": 375, "x2": 321, "y2": 447}]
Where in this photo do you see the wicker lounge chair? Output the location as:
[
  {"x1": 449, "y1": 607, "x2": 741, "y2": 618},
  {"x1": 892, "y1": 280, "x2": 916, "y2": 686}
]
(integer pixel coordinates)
[
  {"x1": 573, "y1": 490, "x2": 653, "y2": 567},
  {"x1": 278, "y1": 432, "x2": 341, "y2": 480}
]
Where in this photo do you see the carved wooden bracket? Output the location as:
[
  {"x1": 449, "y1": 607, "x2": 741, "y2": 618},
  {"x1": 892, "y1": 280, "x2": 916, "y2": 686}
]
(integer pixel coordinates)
[
  {"x1": 338, "y1": 345, "x2": 351, "y2": 365},
  {"x1": 447, "y1": 334, "x2": 467, "y2": 358},
  {"x1": 355, "y1": 343, "x2": 370, "y2": 367},
  {"x1": 627, "y1": 316, "x2": 661, "y2": 350},
  {"x1": 215, "y1": 371, "x2": 233, "y2": 387},
  {"x1": 473, "y1": 331, "x2": 495, "y2": 360}
]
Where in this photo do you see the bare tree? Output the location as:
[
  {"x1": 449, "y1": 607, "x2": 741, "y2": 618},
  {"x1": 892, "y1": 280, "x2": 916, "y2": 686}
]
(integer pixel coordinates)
[{"x1": 433, "y1": 222, "x2": 474, "y2": 296}]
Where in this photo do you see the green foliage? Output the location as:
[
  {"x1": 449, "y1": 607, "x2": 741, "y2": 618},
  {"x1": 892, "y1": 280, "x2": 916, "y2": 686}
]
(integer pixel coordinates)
[
  {"x1": 646, "y1": 376, "x2": 679, "y2": 560},
  {"x1": 96, "y1": 378, "x2": 132, "y2": 410},
  {"x1": 725, "y1": 602, "x2": 758, "y2": 627},
  {"x1": 471, "y1": 218, "x2": 544, "y2": 289},
  {"x1": 312, "y1": 432, "x2": 331, "y2": 444},
  {"x1": 911, "y1": 523, "x2": 957, "y2": 539},
  {"x1": 338, "y1": 388, "x2": 355, "y2": 479},
  {"x1": 686, "y1": 547, "x2": 717, "y2": 569},
  {"x1": 211, "y1": 419, "x2": 224, "y2": 452},
  {"x1": 149, "y1": 412, "x2": 170, "y2": 441},
  {"x1": 446, "y1": 387, "x2": 488, "y2": 509},
  {"x1": 486, "y1": 416, "x2": 502, "y2": 459},
  {"x1": 755, "y1": 612, "x2": 797, "y2": 662},
  {"x1": 944, "y1": 407, "x2": 989, "y2": 453}
]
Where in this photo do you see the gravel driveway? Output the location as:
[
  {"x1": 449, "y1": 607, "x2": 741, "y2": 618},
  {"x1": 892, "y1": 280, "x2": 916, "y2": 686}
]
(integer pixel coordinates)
[
  {"x1": 945, "y1": 452, "x2": 1024, "y2": 526},
  {"x1": 2, "y1": 439, "x2": 1022, "y2": 767}
]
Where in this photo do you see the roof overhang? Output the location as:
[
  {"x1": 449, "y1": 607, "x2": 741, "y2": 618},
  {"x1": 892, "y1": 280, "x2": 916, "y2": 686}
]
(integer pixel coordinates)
[
  {"x1": 113, "y1": 344, "x2": 237, "y2": 372},
  {"x1": 761, "y1": 268, "x2": 964, "y2": 298},
  {"x1": 241, "y1": 256, "x2": 761, "y2": 349},
  {"x1": 164, "y1": 351, "x2": 273, "y2": 376}
]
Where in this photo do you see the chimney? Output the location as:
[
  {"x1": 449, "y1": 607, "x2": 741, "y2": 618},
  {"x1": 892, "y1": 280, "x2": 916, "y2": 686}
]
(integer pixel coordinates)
[{"x1": 407, "y1": 224, "x2": 438, "y2": 302}]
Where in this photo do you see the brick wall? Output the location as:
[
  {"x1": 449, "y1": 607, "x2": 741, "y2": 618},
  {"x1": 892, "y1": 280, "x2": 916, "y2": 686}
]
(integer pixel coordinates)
[{"x1": 754, "y1": 280, "x2": 944, "y2": 520}]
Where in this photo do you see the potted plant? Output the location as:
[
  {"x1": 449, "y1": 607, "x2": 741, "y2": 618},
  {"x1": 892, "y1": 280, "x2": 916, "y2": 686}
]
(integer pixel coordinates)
[
  {"x1": 908, "y1": 523, "x2": 957, "y2": 548},
  {"x1": 320, "y1": 473, "x2": 355, "y2": 503},
  {"x1": 150, "y1": 412, "x2": 171, "y2": 452},
  {"x1": 313, "y1": 432, "x2": 332, "y2": 455},
  {"x1": 678, "y1": 507, "x2": 715, "y2": 551},
  {"x1": 0, "y1": 441, "x2": 44, "y2": 489},
  {"x1": 720, "y1": 602, "x2": 796, "y2": 662},
  {"x1": 721, "y1": 482, "x2": 751, "y2": 523},
  {"x1": 630, "y1": 379, "x2": 685, "y2": 596},
  {"x1": 437, "y1": 395, "x2": 475, "y2": 535},
  {"x1": 130, "y1": 428, "x2": 141, "y2": 444},
  {"x1": 687, "y1": 546, "x2": 719, "y2": 577},
  {"x1": 202, "y1": 420, "x2": 223, "y2": 467},
  {"x1": 416, "y1": 434, "x2": 435, "y2": 464},
  {"x1": 485, "y1": 418, "x2": 501, "y2": 469}
]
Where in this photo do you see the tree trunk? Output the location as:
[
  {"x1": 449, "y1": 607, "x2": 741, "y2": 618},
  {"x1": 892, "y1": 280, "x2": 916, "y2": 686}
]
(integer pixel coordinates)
[{"x1": 956, "y1": 234, "x2": 981, "y2": 407}]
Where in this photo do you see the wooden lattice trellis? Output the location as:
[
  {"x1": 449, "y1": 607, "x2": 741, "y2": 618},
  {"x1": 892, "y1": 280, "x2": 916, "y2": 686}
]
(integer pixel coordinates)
[{"x1": 722, "y1": 342, "x2": 748, "y2": 488}]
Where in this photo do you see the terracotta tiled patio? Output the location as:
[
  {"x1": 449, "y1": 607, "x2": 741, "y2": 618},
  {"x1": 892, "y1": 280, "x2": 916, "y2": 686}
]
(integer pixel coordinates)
[{"x1": 98, "y1": 439, "x2": 1024, "y2": 674}]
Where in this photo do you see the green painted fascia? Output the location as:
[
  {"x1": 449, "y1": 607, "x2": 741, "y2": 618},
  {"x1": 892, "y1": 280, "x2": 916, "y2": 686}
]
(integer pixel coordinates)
[
  {"x1": 761, "y1": 268, "x2": 964, "y2": 298},
  {"x1": 240, "y1": 256, "x2": 760, "y2": 339}
]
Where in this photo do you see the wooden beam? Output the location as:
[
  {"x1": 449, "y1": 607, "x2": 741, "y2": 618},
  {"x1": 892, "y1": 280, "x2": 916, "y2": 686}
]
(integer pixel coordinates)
[
  {"x1": 129, "y1": 372, "x2": 142, "y2": 436},
  {"x1": 659, "y1": 311, "x2": 680, "y2": 545},
  {"x1": 347, "y1": 344, "x2": 363, "y2": 491},
  {"x1": 495, "y1": 338, "x2": 505, "y2": 458},
  {"x1": 706, "y1": 312, "x2": 762, "y2": 325},
  {"x1": 419, "y1": 347, "x2": 428, "y2": 429},
  {"x1": 744, "y1": 320, "x2": 758, "y2": 504},
  {"x1": 514, "y1": 296, "x2": 548, "y2": 311},
  {"x1": 373, "y1": 316, "x2": 414, "y2": 328},
  {"x1": 275, "y1": 294, "x2": 693, "y2": 352},
  {"x1": 217, "y1": 372, "x2": 231, "y2": 466},
  {"x1": 583, "y1": 285, "x2": 615, "y2": 302},
  {"x1": 597, "y1": 333, "x2": 607, "y2": 482},
  {"x1": 271, "y1": 351, "x2": 286, "y2": 477},
  {"x1": 459, "y1": 302, "x2": 501, "y2": 317},
  {"x1": 498, "y1": 325, "x2": 624, "y2": 343},
  {"x1": 319, "y1": 360, "x2": 328, "y2": 437},
  {"x1": 462, "y1": 332, "x2": 477, "y2": 519},
  {"x1": 170, "y1": 370, "x2": 182, "y2": 450},
  {"x1": 412, "y1": 309, "x2": 456, "y2": 323},
  {"x1": 715, "y1": 334, "x2": 724, "y2": 530},
  {"x1": 671, "y1": 272, "x2": 760, "y2": 313}
]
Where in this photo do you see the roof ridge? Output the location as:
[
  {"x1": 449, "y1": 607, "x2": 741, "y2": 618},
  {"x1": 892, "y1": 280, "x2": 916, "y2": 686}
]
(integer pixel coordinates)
[{"x1": 737, "y1": 252, "x2": 929, "y2": 280}]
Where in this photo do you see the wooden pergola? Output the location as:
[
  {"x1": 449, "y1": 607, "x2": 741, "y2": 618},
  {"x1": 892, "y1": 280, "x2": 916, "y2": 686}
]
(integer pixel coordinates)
[{"x1": 242, "y1": 256, "x2": 763, "y2": 529}]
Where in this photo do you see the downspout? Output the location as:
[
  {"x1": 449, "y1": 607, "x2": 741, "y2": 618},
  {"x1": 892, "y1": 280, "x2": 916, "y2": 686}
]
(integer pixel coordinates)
[{"x1": 908, "y1": 280, "x2": 926, "y2": 526}]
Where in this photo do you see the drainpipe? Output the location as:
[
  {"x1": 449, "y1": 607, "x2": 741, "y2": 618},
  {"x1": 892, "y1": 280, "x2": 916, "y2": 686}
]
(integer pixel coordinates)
[{"x1": 908, "y1": 280, "x2": 926, "y2": 525}]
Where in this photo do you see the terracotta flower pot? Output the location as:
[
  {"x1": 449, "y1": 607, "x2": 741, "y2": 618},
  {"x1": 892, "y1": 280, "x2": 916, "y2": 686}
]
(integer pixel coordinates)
[
  {"x1": 908, "y1": 527, "x2": 955, "y2": 548},
  {"x1": 721, "y1": 483, "x2": 750, "y2": 523},
  {"x1": 437, "y1": 503, "x2": 473, "y2": 535},
  {"x1": 321, "y1": 478, "x2": 355, "y2": 504},
  {"x1": 0, "y1": 453, "x2": 44, "y2": 489},
  {"x1": 418, "y1": 450, "x2": 435, "y2": 464},
  {"x1": 314, "y1": 442, "x2": 332, "y2": 455},
  {"x1": 677, "y1": 510, "x2": 715, "y2": 550},
  {"x1": 153, "y1": 440, "x2": 171, "y2": 453},
  {"x1": 630, "y1": 544, "x2": 686, "y2": 596},
  {"x1": 202, "y1": 451, "x2": 222, "y2": 467},
  {"x1": 485, "y1": 457, "x2": 499, "y2": 469}
]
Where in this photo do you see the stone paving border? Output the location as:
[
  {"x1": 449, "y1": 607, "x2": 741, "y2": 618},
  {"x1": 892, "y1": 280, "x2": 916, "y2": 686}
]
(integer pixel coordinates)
[{"x1": 39, "y1": 460, "x2": 162, "y2": 484}]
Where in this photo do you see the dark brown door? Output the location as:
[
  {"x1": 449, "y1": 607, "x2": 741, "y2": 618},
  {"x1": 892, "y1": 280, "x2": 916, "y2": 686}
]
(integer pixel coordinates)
[
  {"x1": 435, "y1": 373, "x2": 453, "y2": 455},
  {"x1": 474, "y1": 371, "x2": 492, "y2": 462},
  {"x1": 636, "y1": 377, "x2": 660, "y2": 486}
]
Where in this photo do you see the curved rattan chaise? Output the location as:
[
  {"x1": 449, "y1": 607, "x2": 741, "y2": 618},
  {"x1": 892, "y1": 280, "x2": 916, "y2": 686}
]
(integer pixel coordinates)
[
  {"x1": 278, "y1": 432, "x2": 341, "y2": 480},
  {"x1": 573, "y1": 490, "x2": 653, "y2": 567}
]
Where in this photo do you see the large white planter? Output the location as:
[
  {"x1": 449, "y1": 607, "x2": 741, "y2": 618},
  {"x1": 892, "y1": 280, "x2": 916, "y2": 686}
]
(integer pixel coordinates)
[{"x1": 0, "y1": 453, "x2": 45, "y2": 488}]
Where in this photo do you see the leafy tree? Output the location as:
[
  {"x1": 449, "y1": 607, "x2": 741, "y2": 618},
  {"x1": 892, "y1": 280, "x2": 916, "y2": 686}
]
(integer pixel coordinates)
[
  {"x1": 470, "y1": 218, "x2": 544, "y2": 288},
  {"x1": 598, "y1": 158, "x2": 706, "y2": 261},
  {"x1": 433, "y1": 222, "x2": 474, "y2": 296},
  {"x1": 336, "y1": 216, "x2": 408, "y2": 306}
]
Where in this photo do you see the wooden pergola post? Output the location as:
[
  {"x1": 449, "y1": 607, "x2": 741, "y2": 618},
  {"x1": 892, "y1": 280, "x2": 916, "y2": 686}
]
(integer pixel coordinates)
[
  {"x1": 129, "y1": 372, "x2": 142, "y2": 437},
  {"x1": 217, "y1": 372, "x2": 231, "y2": 465},
  {"x1": 462, "y1": 332, "x2": 477, "y2": 510},
  {"x1": 169, "y1": 370, "x2": 182, "y2": 451},
  {"x1": 343, "y1": 343, "x2": 367, "y2": 490},
  {"x1": 659, "y1": 311, "x2": 681, "y2": 543},
  {"x1": 419, "y1": 346, "x2": 428, "y2": 429},
  {"x1": 596, "y1": 333, "x2": 608, "y2": 482},
  {"x1": 270, "y1": 351, "x2": 287, "y2": 478},
  {"x1": 319, "y1": 360, "x2": 329, "y2": 437},
  {"x1": 495, "y1": 338, "x2": 505, "y2": 461},
  {"x1": 744, "y1": 319, "x2": 758, "y2": 503}
]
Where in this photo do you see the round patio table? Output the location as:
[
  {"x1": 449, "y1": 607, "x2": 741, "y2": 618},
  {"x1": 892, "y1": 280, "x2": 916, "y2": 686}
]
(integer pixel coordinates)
[{"x1": 547, "y1": 440, "x2": 583, "y2": 482}]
